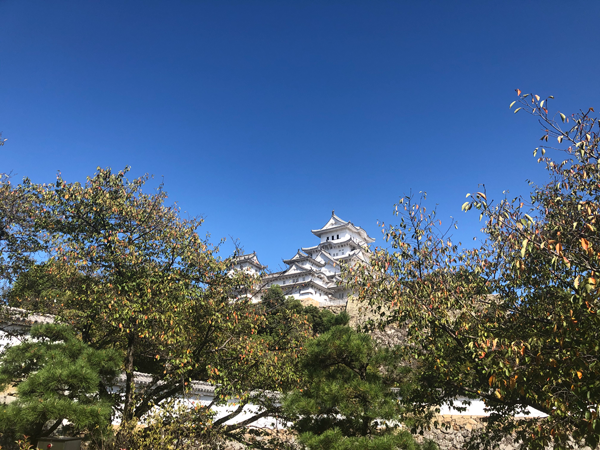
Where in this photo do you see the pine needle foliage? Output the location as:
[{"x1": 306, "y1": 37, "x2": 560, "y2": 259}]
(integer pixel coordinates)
[
  {"x1": 0, "y1": 323, "x2": 120, "y2": 446},
  {"x1": 283, "y1": 325, "x2": 437, "y2": 450}
]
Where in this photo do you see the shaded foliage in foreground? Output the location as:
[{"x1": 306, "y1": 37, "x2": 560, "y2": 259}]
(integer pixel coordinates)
[
  {"x1": 0, "y1": 324, "x2": 120, "y2": 447},
  {"x1": 284, "y1": 325, "x2": 437, "y2": 450}
]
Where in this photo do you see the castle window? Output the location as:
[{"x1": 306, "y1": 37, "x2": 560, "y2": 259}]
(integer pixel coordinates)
[
  {"x1": 337, "y1": 234, "x2": 339, "y2": 239},
  {"x1": 326, "y1": 237, "x2": 329, "y2": 241}
]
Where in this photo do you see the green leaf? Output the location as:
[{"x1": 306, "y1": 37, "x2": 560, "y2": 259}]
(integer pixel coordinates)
[{"x1": 521, "y1": 239, "x2": 528, "y2": 258}]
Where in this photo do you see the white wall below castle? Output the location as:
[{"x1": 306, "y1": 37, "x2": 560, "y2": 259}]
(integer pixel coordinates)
[{"x1": 439, "y1": 397, "x2": 546, "y2": 418}]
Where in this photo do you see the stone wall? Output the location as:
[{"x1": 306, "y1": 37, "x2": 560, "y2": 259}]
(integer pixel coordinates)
[
  {"x1": 416, "y1": 416, "x2": 499, "y2": 450},
  {"x1": 345, "y1": 296, "x2": 393, "y2": 327},
  {"x1": 319, "y1": 305, "x2": 346, "y2": 315},
  {"x1": 415, "y1": 415, "x2": 595, "y2": 450}
]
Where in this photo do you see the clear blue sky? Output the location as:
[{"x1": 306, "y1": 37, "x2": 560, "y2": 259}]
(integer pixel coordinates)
[{"x1": 2, "y1": 1, "x2": 599, "y2": 271}]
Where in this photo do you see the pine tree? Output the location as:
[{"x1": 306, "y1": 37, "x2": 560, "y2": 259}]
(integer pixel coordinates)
[
  {"x1": 283, "y1": 325, "x2": 437, "y2": 450},
  {"x1": 0, "y1": 323, "x2": 121, "y2": 446}
]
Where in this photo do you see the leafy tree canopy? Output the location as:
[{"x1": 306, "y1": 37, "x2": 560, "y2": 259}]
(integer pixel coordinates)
[
  {"x1": 349, "y1": 93, "x2": 600, "y2": 449},
  {"x1": 257, "y1": 284, "x2": 349, "y2": 336},
  {"x1": 0, "y1": 172, "x2": 43, "y2": 286},
  {"x1": 6, "y1": 167, "x2": 306, "y2": 444}
]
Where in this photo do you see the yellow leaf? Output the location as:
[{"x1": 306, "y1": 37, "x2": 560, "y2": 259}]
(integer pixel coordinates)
[
  {"x1": 577, "y1": 371, "x2": 583, "y2": 379},
  {"x1": 581, "y1": 238, "x2": 590, "y2": 251}
]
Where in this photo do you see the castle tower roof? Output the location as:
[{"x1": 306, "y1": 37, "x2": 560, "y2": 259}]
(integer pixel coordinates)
[
  {"x1": 311, "y1": 211, "x2": 375, "y2": 244},
  {"x1": 233, "y1": 251, "x2": 266, "y2": 270}
]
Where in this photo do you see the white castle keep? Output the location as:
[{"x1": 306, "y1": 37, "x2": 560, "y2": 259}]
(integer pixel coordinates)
[{"x1": 234, "y1": 212, "x2": 374, "y2": 307}]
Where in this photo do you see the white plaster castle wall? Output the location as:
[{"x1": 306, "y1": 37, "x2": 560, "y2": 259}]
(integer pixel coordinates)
[{"x1": 439, "y1": 397, "x2": 546, "y2": 417}]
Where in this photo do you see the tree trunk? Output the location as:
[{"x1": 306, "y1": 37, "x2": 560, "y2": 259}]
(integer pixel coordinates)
[
  {"x1": 361, "y1": 415, "x2": 370, "y2": 437},
  {"x1": 122, "y1": 333, "x2": 136, "y2": 423}
]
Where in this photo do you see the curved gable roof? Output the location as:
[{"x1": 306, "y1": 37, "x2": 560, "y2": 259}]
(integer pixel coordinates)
[
  {"x1": 282, "y1": 263, "x2": 312, "y2": 275},
  {"x1": 234, "y1": 251, "x2": 266, "y2": 270},
  {"x1": 311, "y1": 212, "x2": 375, "y2": 244},
  {"x1": 311, "y1": 213, "x2": 348, "y2": 235},
  {"x1": 283, "y1": 250, "x2": 326, "y2": 267}
]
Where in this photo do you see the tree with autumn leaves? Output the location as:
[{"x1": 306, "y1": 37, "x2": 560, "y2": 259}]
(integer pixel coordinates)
[
  {"x1": 348, "y1": 93, "x2": 600, "y2": 449},
  {"x1": 0, "y1": 173, "x2": 43, "y2": 287},
  {"x1": 5, "y1": 167, "x2": 307, "y2": 447}
]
